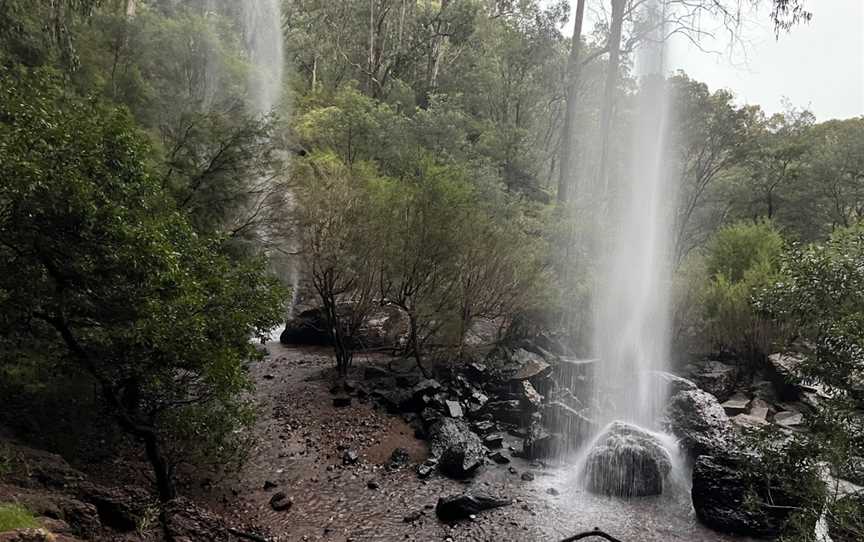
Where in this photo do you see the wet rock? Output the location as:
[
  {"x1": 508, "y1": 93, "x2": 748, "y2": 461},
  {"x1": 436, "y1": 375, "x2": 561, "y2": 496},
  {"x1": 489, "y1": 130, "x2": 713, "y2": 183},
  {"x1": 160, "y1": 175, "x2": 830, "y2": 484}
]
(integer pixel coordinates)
[
  {"x1": 444, "y1": 400, "x2": 464, "y2": 418},
  {"x1": 517, "y1": 381, "x2": 543, "y2": 411},
  {"x1": 428, "y1": 418, "x2": 486, "y2": 479},
  {"x1": 269, "y1": 492, "x2": 293, "y2": 512},
  {"x1": 545, "y1": 401, "x2": 597, "y2": 448},
  {"x1": 664, "y1": 388, "x2": 733, "y2": 457},
  {"x1": 482, "y1": 433, "x2": 504, "y2": 449},
  {"x1": 333, "y1": 396, "x2": 352, "y2": 408},
  {"x1": 774, "y1": 411, "x2": 804, "y2": 428},
  {"x1": 651, "y1": 371, "x2": 699, "y2": 394},
  {"x1": 489, "y1": 451, "x2": 510, "y2": 464},
  {"x1": 435, "y1": 493, "x2": 511, "y2": 522},
  {"x1": 747, "y1": 398, "x2": 772, "y2": 421},
  {"x1": 693, "y1": 360, "x2": 740, "y2": 401},
  {"x1": 471, "y1": 420, "x2": 498, "y2": 436},
  {"x1": 692, "y1": 453, "x2": 804, "y2": 537},
  {"x1": 732, "y1": 414, "x2": 769, "y2": 428},
  {"x1": 721, "y1": 393, "x2": 750, "y2": 416},
  {"x1": 403, "y1": 510, "x2": 424, "y2": 523},
  {"x1": 342, "y1": 449, "x2": 359, "y2": 465},
  {"x1": 366, "y1": 480, "x2": 379, "y2": 490},
  {"x1": 412, "y1": 379, "x2": 443, "y2": 399},
  {"x1": 387, "y1": 448, "x2": 411, "y2": 470},
  {"x1": 371, "y1": 388, "x2": 413, "y2": 413},
  {"x1": 480, "y1": 400, "x2": 525, "y2": 426},
  {"x1": 582, "y1": 422, "x2": 672, "y2": 497},
  {"x1": 465, "y1": 362, "x2": 489, "y2": 383},
  {"x1": 263, "y1": 480, "x2": 278, "y2": 490},
  {"x1": 520, "y1": 472, "x2": 535, "y2": 482},
  {"x1": 508, "y1": 349, "x2": 552, "y2": 381},
  {"x1": 417, "y1": 463, "x2": 435, "y2": 479},
  {"x1": 546, "y1": 487, "x2": 560, "y2": 496},
  {"x1": 521, "y1": 424, "x2": 562, "y2": 460}
]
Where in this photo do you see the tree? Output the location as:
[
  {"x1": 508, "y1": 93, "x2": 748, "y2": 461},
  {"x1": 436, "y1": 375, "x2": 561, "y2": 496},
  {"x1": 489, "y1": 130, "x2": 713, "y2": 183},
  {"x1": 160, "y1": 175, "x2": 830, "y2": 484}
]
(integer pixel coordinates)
[
  {"x1": 556, "y1": 0, "x2": 587, "y2": 204},
  {"x1": 291, "y1": 152, "x2": 380, "y2": 375},
  {"x1": 0, "y1": 68, "x2": 285, "y2": 501}
]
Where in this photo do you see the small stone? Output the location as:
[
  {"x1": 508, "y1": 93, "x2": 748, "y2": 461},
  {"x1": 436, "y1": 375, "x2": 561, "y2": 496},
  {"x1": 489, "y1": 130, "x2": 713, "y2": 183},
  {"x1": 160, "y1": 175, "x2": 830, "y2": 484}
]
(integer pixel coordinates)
[
  {"x1": 721, "y1": 393, "x2": 750, "y2": 416},
  {"x1": 343, "y1": 450, "x2": 359, "y2": 465},
  {"x1": 521, "y1": 472, "x2": 535, "y2": 482},
  {"x1": 269, "y1": 492, "x2": 293, "y2": 511},
  {"x1": 546, "y1": 487, "x2": 559, "y2": 496},
  {"x1": 367, "y1": 480, "x2": 379, "y2": 490},
  {"x1": 508, "y1": 467, "x2": 518, "y2": 475},
  {"x1": 263, "y1": 480, "x2": 278, "y2": 490},
  {"x1": 445, "y1": 400, "x2": 464, "y2": 418}
]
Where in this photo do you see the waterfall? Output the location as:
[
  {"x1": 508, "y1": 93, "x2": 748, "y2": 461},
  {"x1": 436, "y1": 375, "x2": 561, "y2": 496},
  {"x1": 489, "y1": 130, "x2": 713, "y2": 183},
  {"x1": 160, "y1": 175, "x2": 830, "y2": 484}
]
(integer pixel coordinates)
[
  {"x1": 590, "y1": 0, "x2": 676, "y2": 429},
  {"x1": 239, "y1": 0, "x2": 284, "y2": 118}
]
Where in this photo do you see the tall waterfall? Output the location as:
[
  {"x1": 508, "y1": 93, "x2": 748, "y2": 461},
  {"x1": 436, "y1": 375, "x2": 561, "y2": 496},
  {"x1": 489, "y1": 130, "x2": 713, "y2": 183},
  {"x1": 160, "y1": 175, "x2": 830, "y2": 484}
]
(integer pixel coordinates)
[
  {"x1": 240, "y1": 0, "x2": 284, "y2": 118},
  {"x1": 591, "y1": 1, "x2": 677, "y2": 428}
]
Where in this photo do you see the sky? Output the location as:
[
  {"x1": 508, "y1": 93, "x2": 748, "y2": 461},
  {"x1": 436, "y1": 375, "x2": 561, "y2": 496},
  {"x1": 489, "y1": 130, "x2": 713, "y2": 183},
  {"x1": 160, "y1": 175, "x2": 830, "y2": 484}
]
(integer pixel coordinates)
[{"x1": 558, "y1": 0, "x2": 864, "y2": 120}]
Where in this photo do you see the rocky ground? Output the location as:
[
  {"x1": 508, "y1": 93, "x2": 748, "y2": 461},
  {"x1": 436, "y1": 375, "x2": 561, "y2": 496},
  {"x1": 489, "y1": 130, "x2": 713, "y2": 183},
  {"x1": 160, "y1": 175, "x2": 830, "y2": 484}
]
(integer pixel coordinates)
[{"x1": 186, "y1": 342, "x2": 751, "y2": 542}]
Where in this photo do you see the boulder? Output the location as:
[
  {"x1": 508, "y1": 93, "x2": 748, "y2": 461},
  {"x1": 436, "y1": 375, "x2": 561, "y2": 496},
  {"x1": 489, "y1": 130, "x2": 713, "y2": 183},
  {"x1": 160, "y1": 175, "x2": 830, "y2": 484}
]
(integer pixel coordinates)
[
  {"x1": 721, "y1": 393, "x2": 750, "y2": 416},
  {"x1": 582, "y1": 422, "x2": 673, "y2": 497},
  {"x1": 428, "y1": 418, "x2": 486, "y2": 479},
  {"x1": 774, "y1": 411, "x2": 804, "y2": 428},
  {"x1": 766, "y1": 353, "x2": 805, "y2": 401},
  {"x1": 17, "y1": 495, "x2": 100, "y2": 539},
  {"x1": 269, "y1": 492, "x2": 293, "y2": 511},
  {"x1": 76, "y1": 482, "x2": 152, "y2": 532},
  {"x1": 692, "y1": 453, "x2": 803, "y2": 537},
  {"x1": 516, "y1": 381, "x2": 543, "y2": 411},
  {"x1": 387, "y1": 448, "x2": 411, "y2": 470},
  {"x1": 509, "y1": 349, "x2": 552, "y2": 381},
  {"x1": 747, "y1": 398, "x2": 772, "y2": 421},
  {"x1": 435, "y1": 493, "x2": 511, "y2": 522},
  {"x1": 521, "y1": 423, "x2": 563, "y2": 460},
  {"x1": 692, "y1": 360, "x2": 739, "y2": 401},
  {"x1": 280, "y1": 304, "x2": 408, "y2": 348},
  {"x1": 650, "y1": 371, "x2": 698, "y2": 395},
  {"x1": 371, "y1": 388, "x2": 413, "y2": 413},
  {"x1": 480, "y1": 400, "x2": 526, "y2": 427},
  {"x1": 664, "y1": 388, "x2": 733, "y2": 457}
]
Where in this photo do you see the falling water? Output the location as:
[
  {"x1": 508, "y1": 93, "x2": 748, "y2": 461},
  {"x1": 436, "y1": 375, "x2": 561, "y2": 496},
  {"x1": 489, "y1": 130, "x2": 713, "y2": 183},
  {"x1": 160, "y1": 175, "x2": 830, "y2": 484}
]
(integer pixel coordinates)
[
  {"x1": 591, "y1": 1, "x2": 677, "y2": 429},
  {"x1": 239, "y1": 0, "x2": 284, "y2": 118}
]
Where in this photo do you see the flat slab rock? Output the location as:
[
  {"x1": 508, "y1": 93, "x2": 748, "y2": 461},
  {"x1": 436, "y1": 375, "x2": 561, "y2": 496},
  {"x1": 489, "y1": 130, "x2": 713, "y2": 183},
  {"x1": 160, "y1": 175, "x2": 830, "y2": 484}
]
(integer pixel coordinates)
[
  {"x1": 774, "y1": 411, "x2": 804, "y2": 427},
  {"x1": 435, "y1": 493, "x2": 511, "y2": 521},
  {"x1": 721, "y1": 393, "x2": 750, "y2": 416}
]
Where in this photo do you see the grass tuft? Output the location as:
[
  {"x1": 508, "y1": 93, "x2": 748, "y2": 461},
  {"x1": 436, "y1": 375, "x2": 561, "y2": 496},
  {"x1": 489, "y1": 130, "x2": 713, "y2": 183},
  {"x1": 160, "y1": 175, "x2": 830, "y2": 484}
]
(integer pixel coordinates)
[{"x1": 0, "y1": 503, "x2": 39, "y2": 532}]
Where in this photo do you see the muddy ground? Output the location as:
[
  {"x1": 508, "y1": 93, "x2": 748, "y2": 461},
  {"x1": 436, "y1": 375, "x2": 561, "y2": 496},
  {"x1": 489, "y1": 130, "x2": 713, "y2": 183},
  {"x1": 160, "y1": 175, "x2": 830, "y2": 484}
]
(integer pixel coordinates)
[{"x1": 189, "y1": 341, "x2": 750, "y2": 542}]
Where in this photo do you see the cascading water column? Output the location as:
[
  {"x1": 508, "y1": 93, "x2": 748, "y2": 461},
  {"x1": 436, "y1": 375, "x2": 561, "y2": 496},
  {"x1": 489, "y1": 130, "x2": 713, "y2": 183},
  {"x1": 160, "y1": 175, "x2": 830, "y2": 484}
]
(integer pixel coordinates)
[{"x1": 576, "y1": 0, "x2": 681, "y2": 497}]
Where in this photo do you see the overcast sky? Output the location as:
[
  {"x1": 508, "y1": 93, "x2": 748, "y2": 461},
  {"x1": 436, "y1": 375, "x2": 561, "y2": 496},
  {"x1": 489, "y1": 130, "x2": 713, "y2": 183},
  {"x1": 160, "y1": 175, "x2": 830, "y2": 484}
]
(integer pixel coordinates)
[{"x1": 559, "y1": 0, "x2": 864, "y2": 120}]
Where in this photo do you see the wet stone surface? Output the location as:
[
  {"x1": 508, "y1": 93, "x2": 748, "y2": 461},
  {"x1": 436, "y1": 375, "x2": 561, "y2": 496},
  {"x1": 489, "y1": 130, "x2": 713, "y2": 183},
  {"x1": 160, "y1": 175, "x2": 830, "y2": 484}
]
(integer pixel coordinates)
[{"x1": 193, "y1": 343, "x2": 754, "y2": 542}]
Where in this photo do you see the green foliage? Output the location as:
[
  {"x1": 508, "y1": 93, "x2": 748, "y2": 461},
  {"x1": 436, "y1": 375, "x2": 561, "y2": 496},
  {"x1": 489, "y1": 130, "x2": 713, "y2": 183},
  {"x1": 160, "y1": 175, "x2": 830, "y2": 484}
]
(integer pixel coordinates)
[
  {"x1": 698, "y1": 221, "x2": 783, "y2": 357},
  {"x1": 0, "y1": 503, "x2": 39, "y2": 532},
  {"x1": 0, "y1": 67, "x2": 285, "y2": 499}
]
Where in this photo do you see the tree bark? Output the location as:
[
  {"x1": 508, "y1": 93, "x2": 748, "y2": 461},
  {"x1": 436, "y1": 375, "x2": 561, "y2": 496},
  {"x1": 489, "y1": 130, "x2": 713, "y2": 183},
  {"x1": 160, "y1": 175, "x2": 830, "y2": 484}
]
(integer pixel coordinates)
[
  {"x1": 556, "y1": 0, "x2": 587, "y2": 204},
  {"x1": 596, "y1": 0, "x2": 626, "y2": 204}
]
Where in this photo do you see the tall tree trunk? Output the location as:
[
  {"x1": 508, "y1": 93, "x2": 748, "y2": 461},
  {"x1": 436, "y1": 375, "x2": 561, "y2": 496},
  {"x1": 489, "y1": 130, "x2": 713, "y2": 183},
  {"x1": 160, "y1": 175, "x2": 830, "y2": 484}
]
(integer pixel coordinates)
[
  {"x1": 557, "y1": 0, "x2": 587, "y2": 204},
  {"x1": 596, "y1": 0, "x2": 626, "y2": 203}
]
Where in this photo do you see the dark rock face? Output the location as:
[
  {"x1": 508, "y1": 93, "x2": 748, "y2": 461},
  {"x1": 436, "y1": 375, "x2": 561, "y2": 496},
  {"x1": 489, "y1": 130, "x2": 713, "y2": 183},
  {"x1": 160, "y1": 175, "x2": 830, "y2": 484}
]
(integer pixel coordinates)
[
  {"x1": 280, "y1": 304, "x2": 408, "y2": 348},
  {"x1": 582, "y1": 422, "x2": 672, "y2": 497},
  {"x1": 480, "y1": 400, "x2": 525, "y2": 426},
  {"x1": 692, "y1": 454, "x2": 802, "y2": 537},
  {"x1": 692, "y1": 360, "x2": 740, "y2": 402},
  {"x1": 664, "y1": 388, "x2": 733, "y2": 457},
  {"x1": 435, "y1": 493, "x2": 511, "y2": 522},
  {"x1": 544, "y1": 401, "x2": 597, "y2": 451},
  {"x1": 428, "y1": 418, "x2": 486, "y2": 479},
  {"x1": 76, "y1": 482, "x2": 151, "y2": 532}
]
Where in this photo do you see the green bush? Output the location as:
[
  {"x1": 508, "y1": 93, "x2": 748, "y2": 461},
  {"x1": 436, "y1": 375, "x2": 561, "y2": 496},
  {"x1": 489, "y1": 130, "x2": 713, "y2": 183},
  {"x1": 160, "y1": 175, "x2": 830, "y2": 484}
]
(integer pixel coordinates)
[
  {"x1": 700, "y1": 221, "x2": 783, "y2": 359},
  {"x1": 0, "y1": 504, "x2": 39, "y2": 532}
]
